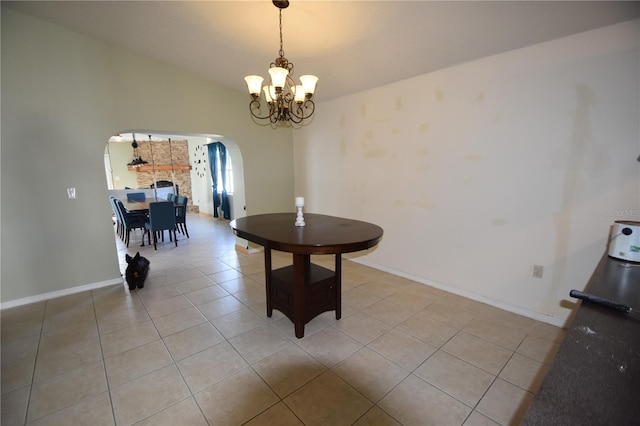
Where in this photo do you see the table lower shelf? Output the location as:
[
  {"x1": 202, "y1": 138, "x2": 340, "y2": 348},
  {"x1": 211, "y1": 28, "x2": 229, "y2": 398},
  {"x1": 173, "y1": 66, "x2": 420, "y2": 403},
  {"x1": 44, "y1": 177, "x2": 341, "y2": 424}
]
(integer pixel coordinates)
[{"x1": 269, "y1": 263, "x2": 339, "y2": 326}]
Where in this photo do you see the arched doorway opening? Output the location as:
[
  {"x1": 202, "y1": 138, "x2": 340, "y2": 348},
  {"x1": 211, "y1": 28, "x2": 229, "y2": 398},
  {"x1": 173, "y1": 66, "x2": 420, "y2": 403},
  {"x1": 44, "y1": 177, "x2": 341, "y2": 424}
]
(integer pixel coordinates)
[{"x1": 104, "y1": 131, "x2": 247, "y2": 252}]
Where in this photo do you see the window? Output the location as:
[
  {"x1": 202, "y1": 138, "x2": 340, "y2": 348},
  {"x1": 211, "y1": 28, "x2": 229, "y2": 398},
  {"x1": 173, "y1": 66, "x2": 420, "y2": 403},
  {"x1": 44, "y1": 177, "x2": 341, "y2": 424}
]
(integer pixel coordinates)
[{"x1": 216, "y1": 152, "x2": 233, "y2": 194}]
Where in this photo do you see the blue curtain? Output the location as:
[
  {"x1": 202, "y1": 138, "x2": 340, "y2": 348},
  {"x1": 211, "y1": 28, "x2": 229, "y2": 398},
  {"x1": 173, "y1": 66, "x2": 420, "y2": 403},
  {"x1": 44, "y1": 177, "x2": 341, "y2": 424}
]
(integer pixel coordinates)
[
  {"x1": 207, "y1": 144, "x2": 220, "y2": 218},
  {"x1": 207, "y1": 142, "x2": 231, "y2": 219},
  {"x1": 218, "y1": 144, "x2": 231, "y2": 220}
]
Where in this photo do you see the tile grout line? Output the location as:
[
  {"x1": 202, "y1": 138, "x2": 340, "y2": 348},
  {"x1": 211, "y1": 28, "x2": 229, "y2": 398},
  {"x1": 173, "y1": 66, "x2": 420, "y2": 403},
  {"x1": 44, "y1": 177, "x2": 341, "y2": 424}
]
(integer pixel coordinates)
[
  {"x1": 466, "y1": 332, "x2": 534, "y2": 426},
  {"x1": 133, "y1": 287, "x2": 213, "y2": 426},
  {"x1": 6, "y1": 216, "x2": 562, "y2": 426},
  {"x1": 91, "y1": 290, "x2": 119, "y2": 426},
  {"x1": 21, "y1": 300, "x2": 47, "y2": 426}
]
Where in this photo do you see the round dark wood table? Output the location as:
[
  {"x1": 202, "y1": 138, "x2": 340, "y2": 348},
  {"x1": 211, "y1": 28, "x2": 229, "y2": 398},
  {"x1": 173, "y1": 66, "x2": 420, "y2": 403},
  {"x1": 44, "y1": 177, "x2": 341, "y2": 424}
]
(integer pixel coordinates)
[{"x1": 230, "y1": 213, "x2": 383, "y2": 338}]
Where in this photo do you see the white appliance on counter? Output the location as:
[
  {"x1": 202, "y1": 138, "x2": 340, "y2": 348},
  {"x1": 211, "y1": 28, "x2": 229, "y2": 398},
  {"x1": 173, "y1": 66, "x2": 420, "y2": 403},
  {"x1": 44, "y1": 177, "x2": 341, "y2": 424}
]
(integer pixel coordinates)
[{"x1": 608, "y1": 221, "x2": 640, "y2": 262}]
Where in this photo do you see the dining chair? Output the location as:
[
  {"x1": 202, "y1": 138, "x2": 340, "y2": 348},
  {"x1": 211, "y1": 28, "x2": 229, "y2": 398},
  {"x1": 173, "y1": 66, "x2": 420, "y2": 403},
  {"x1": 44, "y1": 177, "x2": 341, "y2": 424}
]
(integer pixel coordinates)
[
  {"x1": 109, "y1": 197, "x2": 123, "y2": 239},
  {"x1": 126, "y1": 192, "x2": 146, "y2": 202},
  {"x1": 175, "y1": 196, "x2": 189, "y2": 238},
  {"x1": 144, "y1": 201, "x2": 178, "y2": 250},
  {"x1": 115, "y1": 199, "x2": 146, "y2": 247},
  {"x1": 166, "y1": 193, "x2": 175, "y2": 202}
]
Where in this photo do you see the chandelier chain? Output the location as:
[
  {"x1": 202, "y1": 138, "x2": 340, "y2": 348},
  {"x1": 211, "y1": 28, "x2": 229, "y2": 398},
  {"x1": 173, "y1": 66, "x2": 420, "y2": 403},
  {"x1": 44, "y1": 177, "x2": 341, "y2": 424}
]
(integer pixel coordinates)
[{"x1": 278, "y1": 9, "x2": 285, "y2": 58}]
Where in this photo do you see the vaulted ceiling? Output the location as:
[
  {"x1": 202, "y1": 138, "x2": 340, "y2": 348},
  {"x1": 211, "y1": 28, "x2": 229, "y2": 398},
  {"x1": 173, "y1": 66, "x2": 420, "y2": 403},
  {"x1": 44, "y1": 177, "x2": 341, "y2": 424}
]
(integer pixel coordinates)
[{"x1": 4, "y1": 1, "x2": 639, "y2": 102}]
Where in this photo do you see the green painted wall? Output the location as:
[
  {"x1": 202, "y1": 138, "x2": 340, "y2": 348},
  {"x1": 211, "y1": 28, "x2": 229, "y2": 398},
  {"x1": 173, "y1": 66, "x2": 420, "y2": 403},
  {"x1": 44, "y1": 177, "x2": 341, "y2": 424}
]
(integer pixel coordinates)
[{"x1": 1, "y1": 7, "x2": 294, "y2": 303}]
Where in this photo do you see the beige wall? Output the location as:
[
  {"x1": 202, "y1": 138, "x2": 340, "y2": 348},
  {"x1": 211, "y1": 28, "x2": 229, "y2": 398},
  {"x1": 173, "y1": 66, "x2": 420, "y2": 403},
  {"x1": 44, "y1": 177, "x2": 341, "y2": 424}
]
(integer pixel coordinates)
[
  {"x1": 3, "y1": 5, "x2": 637, "y2": 321},
  {"x1": 294, "y1": 21, "x2": 640, "y2": 326},
  {"x1": 106, "y1": 142, "x2": 139, "y2": 189},
  {"x1": 1, "y1": 7, "x2": 293, "y2": 304}
]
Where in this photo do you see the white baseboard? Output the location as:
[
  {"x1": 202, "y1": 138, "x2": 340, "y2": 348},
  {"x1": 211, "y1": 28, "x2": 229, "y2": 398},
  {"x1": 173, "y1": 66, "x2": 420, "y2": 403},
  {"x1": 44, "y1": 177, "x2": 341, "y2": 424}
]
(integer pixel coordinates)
[
  {"x1": 2, "y1": 259, "x2": 568, "y2": 328},
  {"x1": 1, "y1": 277, "x2": 124, "y2": 311},
  {"x1": 352, "y1": 258, "x2": 568, "y2": 328},
  {"x1": 235, "y1": 244, "x2": 262, "y2": 254}
]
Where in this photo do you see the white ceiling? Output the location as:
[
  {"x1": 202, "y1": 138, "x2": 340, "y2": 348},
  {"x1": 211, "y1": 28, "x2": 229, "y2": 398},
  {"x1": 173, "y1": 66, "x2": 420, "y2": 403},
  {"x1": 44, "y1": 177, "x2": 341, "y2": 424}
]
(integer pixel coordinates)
[{"x1": 4, "y1": 1, "x2": 639, "y2": 102}]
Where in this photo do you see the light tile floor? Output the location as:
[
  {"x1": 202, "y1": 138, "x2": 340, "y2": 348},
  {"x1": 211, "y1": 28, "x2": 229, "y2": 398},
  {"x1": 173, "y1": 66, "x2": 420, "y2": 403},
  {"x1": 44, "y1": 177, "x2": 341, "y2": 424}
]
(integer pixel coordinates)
[{"x1": 1, "y1": 214, "x2": 566, "y2": 425}]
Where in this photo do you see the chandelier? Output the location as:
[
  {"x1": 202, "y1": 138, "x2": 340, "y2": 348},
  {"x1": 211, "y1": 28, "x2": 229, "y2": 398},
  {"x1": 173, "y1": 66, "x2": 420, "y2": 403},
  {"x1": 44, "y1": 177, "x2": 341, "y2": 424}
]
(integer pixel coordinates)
[
  {"x1": 126, "y1": 133, "x2": 149, "y2": 167},
  {"x1": 244, "y1": 0, "x2": 318, "y2": 126}
]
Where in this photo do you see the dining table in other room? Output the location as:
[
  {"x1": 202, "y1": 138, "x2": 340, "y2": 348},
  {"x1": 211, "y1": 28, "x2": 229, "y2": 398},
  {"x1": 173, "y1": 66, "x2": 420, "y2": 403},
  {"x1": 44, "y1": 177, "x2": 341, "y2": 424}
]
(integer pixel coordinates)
[
  {"x1": 121, "y1": 198, "x2": 182, "y2": 214},
  {"x1": 119, "y1": 198, "x2": 185, "y2": 246}
]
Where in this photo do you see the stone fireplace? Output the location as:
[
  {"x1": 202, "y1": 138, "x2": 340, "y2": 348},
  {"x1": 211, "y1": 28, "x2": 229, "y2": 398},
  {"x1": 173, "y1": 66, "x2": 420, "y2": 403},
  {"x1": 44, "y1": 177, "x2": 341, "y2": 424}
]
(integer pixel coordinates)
[{"x1": 128, "y1": 139, "x2": 199, "y2": 213}]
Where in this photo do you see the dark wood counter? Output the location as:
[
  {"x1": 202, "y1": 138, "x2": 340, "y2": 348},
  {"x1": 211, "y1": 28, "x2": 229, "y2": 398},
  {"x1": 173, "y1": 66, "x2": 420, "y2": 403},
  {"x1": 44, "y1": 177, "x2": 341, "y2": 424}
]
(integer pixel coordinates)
[{"x1": 523, "y1": 255, "x2": 640, "y2": 425}]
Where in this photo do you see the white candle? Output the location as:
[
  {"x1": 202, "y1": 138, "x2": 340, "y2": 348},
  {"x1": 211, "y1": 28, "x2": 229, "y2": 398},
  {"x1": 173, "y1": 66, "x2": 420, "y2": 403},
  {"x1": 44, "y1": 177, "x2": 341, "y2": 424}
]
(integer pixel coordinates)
[{"x1": 295, "y1": 196, "x2": 305, "y2": 226}]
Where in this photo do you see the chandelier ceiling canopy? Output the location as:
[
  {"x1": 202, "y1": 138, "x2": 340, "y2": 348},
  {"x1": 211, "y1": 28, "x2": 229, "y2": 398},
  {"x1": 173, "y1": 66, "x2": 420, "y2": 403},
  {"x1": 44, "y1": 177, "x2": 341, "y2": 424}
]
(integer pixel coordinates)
[{"x1": 244, "y1": 0, "x2": 318, "y2": 127}]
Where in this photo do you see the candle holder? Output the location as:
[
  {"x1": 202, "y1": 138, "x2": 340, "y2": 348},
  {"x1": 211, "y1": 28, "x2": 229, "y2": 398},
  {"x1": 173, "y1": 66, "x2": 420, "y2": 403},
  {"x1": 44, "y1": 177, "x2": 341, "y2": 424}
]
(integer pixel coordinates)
[{"x1": 295, "y1": 197, "x2": 305, "y2": 227}]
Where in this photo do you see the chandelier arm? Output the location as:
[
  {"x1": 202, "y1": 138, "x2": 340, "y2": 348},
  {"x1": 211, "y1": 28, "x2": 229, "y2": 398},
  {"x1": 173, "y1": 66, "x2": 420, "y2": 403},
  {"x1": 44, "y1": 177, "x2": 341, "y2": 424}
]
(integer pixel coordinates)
[
  {"x1": 249, "y1": 97, "x2": 296, "y2": 125},
  {"x1": 287, "y1": 103, "x2": 304, "y2": 123},
  {"x1": 288, "y1": 99, "x2": 315, "y2": 121},
  {"x1": 248, "y1": 99, "x2": 276, "y2": 121},
  {"x1": 271, "y1": 106, "x2": 281, "y2": 123},
  {"x1": 287, "y1": 107, "x2": 304, "y2": 124}
]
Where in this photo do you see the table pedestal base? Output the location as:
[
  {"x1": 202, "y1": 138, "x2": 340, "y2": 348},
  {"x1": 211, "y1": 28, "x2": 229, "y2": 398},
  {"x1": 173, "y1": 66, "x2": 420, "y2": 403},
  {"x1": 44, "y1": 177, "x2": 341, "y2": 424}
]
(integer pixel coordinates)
[{"x1": 265, "y1": 252, "x2": 342, "y2": 338}]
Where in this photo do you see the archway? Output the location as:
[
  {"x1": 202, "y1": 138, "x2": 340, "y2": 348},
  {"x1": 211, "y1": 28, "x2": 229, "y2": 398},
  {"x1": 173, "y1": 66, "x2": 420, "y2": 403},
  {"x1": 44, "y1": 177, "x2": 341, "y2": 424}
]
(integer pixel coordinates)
[{"x1": 104, "y1": 131, "x2": 246, "y2": 223}]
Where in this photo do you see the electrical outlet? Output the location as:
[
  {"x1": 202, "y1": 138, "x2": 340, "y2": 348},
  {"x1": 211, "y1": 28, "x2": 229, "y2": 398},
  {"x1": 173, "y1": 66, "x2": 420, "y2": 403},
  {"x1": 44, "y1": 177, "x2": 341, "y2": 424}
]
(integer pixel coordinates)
[
  {"x1": 67, "y1": 187, "x2": 76, "y2": 199},
  {"x1": 532, "y1": 264, "x2": 543, "y2": 279}
]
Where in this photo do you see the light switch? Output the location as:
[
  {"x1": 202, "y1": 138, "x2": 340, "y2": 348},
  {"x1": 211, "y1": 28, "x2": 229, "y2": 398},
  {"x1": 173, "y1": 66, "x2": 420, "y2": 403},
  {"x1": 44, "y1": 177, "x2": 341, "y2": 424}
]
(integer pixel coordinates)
[{"x1": 67, "y1": 188, "x2": 76, "y2": 199}]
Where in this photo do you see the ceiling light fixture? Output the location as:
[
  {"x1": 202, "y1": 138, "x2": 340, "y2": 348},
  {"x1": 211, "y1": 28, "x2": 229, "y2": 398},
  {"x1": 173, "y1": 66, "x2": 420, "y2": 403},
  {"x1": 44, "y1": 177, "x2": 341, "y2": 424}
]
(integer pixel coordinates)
[
  {"x1": 126, "y1": 133, "x2": 149, "y2": 167},
  {"x1": 244, "y1": 0, "x2": 318, "y2": 126}
]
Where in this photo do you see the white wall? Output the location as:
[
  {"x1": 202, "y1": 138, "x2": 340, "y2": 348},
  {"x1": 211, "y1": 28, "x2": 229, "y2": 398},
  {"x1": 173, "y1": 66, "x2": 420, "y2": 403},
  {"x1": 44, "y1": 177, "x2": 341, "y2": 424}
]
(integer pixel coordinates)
[
  {"x1": 189, "y1": 137, "x2": 214, "y2": 215},
  {"x1": 294, "y1": 20, "x2": 640, "y2": 326},
  {"x1": 1, "y1": 7, "x2": 293, "y2": 305},
  {"x1": 105, "y1": 141, "x2": 139, "y2": 189}
]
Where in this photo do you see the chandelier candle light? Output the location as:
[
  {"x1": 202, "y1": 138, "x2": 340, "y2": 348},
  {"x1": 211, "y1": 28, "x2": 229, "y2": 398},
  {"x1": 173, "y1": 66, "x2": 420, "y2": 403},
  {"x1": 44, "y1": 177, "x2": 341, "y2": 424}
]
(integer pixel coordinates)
[
  {"x1": 295, "y1": 196, "x2": 305, "y2": 226},
  {"x1": 244, "y1": 0, "x2": 318, "y2": 125}
]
